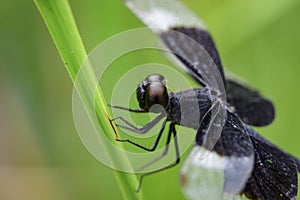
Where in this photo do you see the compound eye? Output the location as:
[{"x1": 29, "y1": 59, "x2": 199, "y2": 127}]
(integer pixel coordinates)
[
  {"x1": 145, "y1": 74, "x2": 166, "y2": 86},
  {"x1": 146, "y1": 83, "x2": 168, "y2": 110},
  {"x1": 137, "y1": 74, "x2": 169, "y2": 112}
]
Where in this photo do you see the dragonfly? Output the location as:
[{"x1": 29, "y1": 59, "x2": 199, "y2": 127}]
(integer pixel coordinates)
[{"x1": 110, "y1": 0, "x2": 300, "y2": 199}]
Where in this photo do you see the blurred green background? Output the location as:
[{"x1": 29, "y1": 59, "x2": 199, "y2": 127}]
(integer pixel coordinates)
[{"x1": 1, "y1": 0, "x2": 300, "y2": 199}]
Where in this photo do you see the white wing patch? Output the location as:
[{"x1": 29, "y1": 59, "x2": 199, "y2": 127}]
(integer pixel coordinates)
[
  {"x1": 180, "y1": 146, "x2": 253, "y2": 200},
  {"x1": 124, "y1": 0, "x2": 206, "y2": 32},
  {"x1": 183, "y1": 145, "x2": 225, "y2": 169}
]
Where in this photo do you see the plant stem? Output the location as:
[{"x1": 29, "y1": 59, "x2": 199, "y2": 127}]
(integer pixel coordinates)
[{"x1": 34, "y1": 0, "x2": 143, "y2": 199}]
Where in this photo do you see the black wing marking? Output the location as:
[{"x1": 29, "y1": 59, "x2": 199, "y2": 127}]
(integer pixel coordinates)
[
  {"x1": 243, "y1": 133, "x2": 298, "y2": 200},
  {"x1": 166, "y1": 27, "x2": 226, "y2": 88},
  {"x1": 245, "y1": 125, "x2": 300, "y2": 172},
  {"x1": 226, "y1": 80, "x2": 275, "y2": 126},
  {"x1": 196, "y1": 111, "x2": 253, "y2": 157},
  {"x1": 160, "y1": 28, "x2": 226, "y2": 92}
]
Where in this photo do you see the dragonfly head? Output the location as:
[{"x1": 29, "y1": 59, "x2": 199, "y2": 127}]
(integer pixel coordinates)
[{"x1": 136, "y1": 74, "x2": 169, "y2": 113}]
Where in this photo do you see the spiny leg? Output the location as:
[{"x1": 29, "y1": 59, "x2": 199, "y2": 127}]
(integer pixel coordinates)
[
  {"x1": 108, "y1": 104, "x2": 147, "y2": 113},
  {"x1": 116, "y1": 119, "x2": 167, "y2": 152},
  {"x1": 112, "y1": 113, "x2": 165, "y2": 134},
  {"x1": 136, "y1": 122, "x2": 174, "y2": 172},
  {"x1": 136, "y1": 123, "x2": 180, "y2": 192}
]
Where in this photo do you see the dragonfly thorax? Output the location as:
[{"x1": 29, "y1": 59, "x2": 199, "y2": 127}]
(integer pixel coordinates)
[{"x1": 136, "y1": 74, "x2": 169, "y2": 113}]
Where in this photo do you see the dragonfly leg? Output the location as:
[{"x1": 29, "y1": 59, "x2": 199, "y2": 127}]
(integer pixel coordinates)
[
  {"x1": 112, "y1": 113, "x2": 165, "y2": 134},
  {"x1": 136, "y1": 123, "x2": 180, "y2": 192},
  {"x1": 108, "y1": 104, "x2": 147, "y2": 113},
  {"x1": 135, "y1": 123, "x2": 174, "y2": 172},
  {"x1": 116, "y1": 119, "x2": 167, "y2": 152}
]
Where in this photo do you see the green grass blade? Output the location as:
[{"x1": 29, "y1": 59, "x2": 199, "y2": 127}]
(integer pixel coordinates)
[{"x1": 33, "y1": 0, "x2": 143, "y2": 199}]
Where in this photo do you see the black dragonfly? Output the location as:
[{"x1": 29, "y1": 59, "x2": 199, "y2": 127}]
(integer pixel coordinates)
[{"x1": 110, "y1": 0, "x2": 300, "y2": 199}]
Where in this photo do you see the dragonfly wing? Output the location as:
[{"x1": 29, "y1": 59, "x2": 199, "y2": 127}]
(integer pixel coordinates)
[
  {"x1": 185, "y1": 110, "x2": 298, "y2": 200},
  {"x1": 160, "y1": 28, "x2": 226, "y2": 90},
  {"x1": 124, "y1": 0, "x2": 226, "y2": 90},
  {"x1": 245, "y1": 125, "x2": 300, "y2": 172},
  {"x1": 226, "y1": 80, "x2": 275, "y2": 126},
  {"x1": 243, "y1": 130, "x2": 298, "y2": 199},
  {"x1": 181, "y1": 112, "x2": 254, "y2": 199}
]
